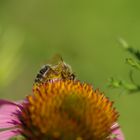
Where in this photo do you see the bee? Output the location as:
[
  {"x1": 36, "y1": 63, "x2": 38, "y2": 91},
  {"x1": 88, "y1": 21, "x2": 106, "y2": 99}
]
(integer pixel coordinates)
[{"x1": 34, "y1": 55, "x2": 76, "y2": 84}]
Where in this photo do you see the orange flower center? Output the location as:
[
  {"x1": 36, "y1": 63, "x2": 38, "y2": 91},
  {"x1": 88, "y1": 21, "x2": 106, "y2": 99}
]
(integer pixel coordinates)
[{"x1": 19, "y1": 80, "x2": 119, "y2": 140}]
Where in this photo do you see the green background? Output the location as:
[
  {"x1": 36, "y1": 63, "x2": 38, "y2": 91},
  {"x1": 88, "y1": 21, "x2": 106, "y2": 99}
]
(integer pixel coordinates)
[{"x1": 0, "y1": 0, "x2": 140, "y2": 139}]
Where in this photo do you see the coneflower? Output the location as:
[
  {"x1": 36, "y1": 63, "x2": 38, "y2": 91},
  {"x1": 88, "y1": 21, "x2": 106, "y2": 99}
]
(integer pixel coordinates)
[{"x1": 0, "y1": 80, "x2": 124, "y2": 140}]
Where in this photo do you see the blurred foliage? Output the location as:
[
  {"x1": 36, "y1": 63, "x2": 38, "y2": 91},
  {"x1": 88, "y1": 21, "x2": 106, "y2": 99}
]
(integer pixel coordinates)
[
  {"x1": 0, "y1": 0, "x2": 140, "y2": 140},
  {"x1": 0, "y1": 27, "x2": 24, "y2": 87},
  {"x1": 109, "y1": 39, "x2": 140, "y2": 93}
]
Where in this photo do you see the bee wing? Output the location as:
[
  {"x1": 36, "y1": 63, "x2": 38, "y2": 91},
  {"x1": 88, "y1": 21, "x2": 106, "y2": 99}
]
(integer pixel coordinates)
[{"x1": 47, "y1": 54, "x2": 63, "y2": 66}]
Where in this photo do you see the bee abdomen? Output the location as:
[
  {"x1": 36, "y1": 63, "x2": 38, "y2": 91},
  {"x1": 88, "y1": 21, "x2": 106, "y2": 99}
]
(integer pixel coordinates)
[{"x1": 34, "y1": 65, "x2": 50, "y2": 83}]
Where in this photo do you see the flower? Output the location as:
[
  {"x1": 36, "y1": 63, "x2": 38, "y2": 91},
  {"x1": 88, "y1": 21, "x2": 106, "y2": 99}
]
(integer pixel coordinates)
[{"x1": 0, "y1": 80, "x2": 124, "y2": 140}]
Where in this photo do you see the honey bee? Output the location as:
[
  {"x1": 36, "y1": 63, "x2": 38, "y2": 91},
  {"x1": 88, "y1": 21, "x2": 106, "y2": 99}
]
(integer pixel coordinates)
[{"x1": 34, "y1": 55, "x2": 76, "y2": 83}]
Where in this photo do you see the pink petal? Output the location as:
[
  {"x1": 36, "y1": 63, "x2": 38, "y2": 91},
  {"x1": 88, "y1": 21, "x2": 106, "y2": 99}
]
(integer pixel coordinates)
[
  {"x1": 111, "y1": 123, "x2": 125, "y2": 140},
  {"x1": 0, "y1": 115, "x2": 18, "y2": 120},
  {"x1": 0, "y1": 117, "x2": 21, "y2": 129},
  {"x1": 0, "y1": 100, "x2": 21, "y2": 129},
  {"x1": 0, "y1": 129, "x2": 20, "y2": 140},
  {"x1": 0, "y1": 100, "x2": 21, "y2": 115},
  {"x1": 0, "y1": 122, "x2": 16, "y2": 129},
  {"x1": 0, "y1": 115, "x2": 21, "y2": 129}
]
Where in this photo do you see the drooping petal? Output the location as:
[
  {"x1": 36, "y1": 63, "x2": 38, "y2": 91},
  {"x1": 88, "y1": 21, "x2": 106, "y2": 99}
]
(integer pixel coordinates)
[
  {"x1": 0, "y1": 129, "x2": 20, "y2": 140},
  {"x1": 111, "y1": 123, "x2": 125, "y2": 140},
  {"x1": 0, "y1": 115, "x2": 21, "y2": 129},
  {"x1": 0, "y1": 100, "x2": 21, "y2": 129},
  {"x1": 0, "y1": 121, "x2": 17, "y2": 129},
  {"x1": 0, "y1": 100, "x2": 21, "y2": 115}
]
